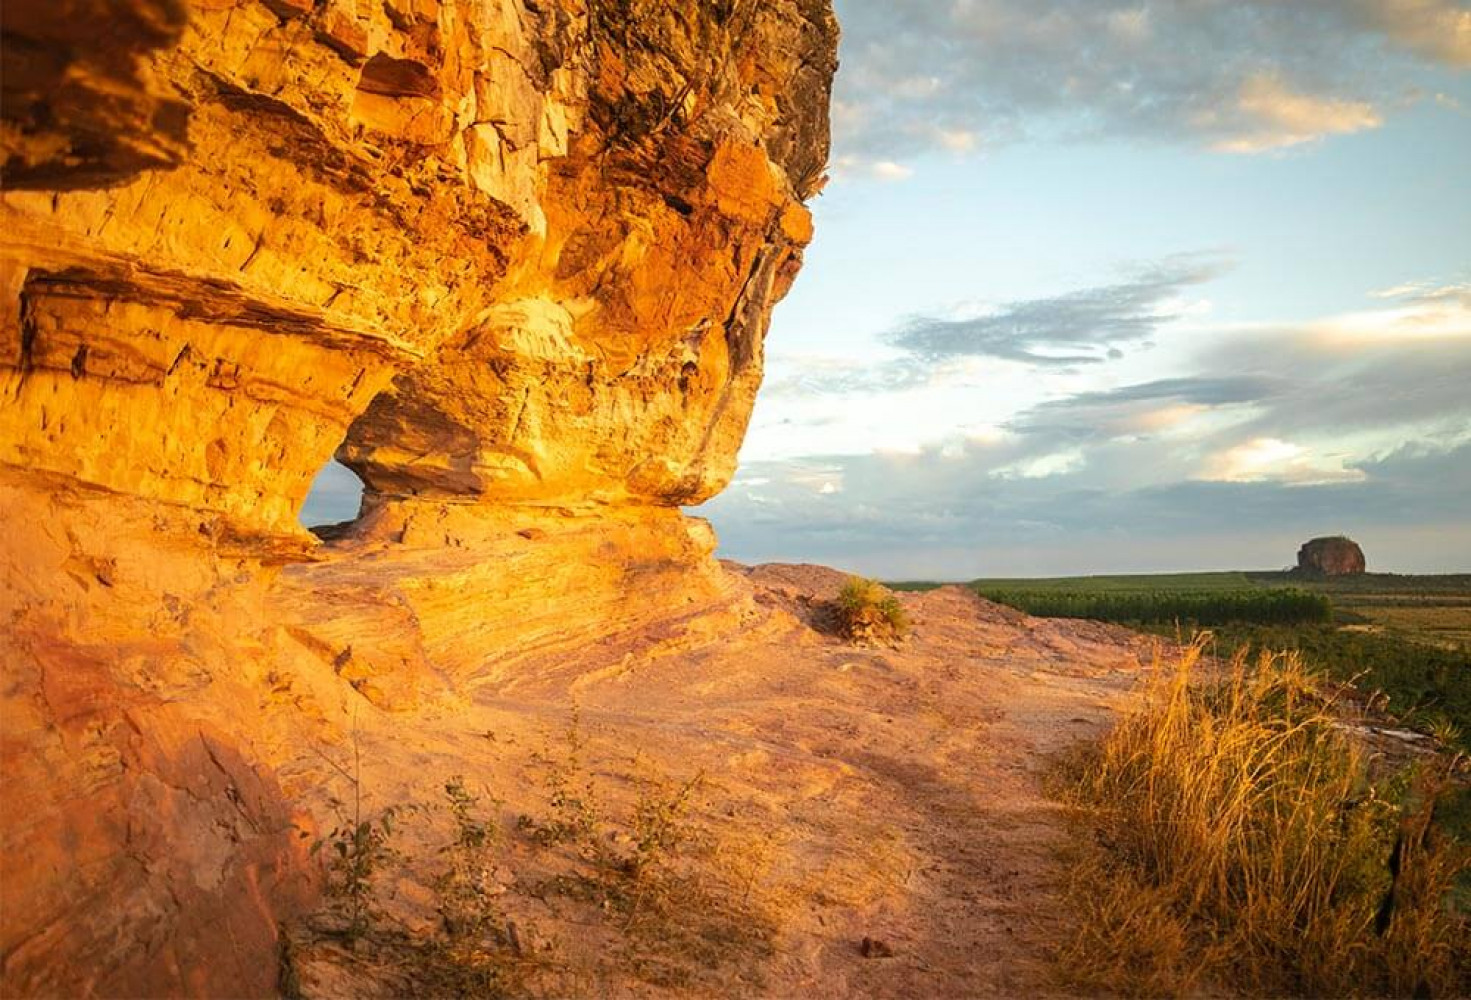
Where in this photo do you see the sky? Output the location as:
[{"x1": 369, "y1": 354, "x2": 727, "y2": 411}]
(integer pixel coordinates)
[
  {"x1": 699, "y1": 0, "x2": 1471, "y2": 578},
  {"x1": 305, "y1": 0, "x2": 1471, "y2": 578}
]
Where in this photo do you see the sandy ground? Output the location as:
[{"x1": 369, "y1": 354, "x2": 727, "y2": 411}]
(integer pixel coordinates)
[{"x1": 292, "y1": 564, "x2": 1161, "y2": 998}]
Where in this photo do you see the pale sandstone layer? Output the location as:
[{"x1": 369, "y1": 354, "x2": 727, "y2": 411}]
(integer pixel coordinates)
[{"x1": 1, "y1": 0, "x2": 836, "y2": 994}]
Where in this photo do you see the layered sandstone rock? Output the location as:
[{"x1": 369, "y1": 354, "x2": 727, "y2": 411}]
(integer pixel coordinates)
[
  {"x1": 0, "y1": 1, "x2": 836, "y2": 994},
  {"x1": 1295, "y1": 536, "x2": 1367, "y2": 577}
]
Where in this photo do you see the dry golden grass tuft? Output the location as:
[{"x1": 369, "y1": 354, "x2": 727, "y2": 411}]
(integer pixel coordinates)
[
  {"x1": 835, "y1": 576, "x2": 910, "y2": 644},
  {"x1": 1053, "y1": 639, "x2": 1471, "y2": 997}
]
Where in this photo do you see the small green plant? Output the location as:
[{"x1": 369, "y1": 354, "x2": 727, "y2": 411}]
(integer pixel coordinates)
[
  {"x1": 314, "y1": 806, "x2": 408, "y2": 942},
  {"x1": 624, "y1": 771, "x2": 704, "y2": 884},
  {"x1": 435, "y1": 775, "x2": 502, "y2": 940},
  {"x1": 835, "y1": 577, "x2": 910, "y2": 644},
  {"x1": 412, "y1": 776, "x2": 544, "y2": 998},
  {"x1": 311, "y1": 725, "x2": 412, "y2": 944},
  {"x1": 522, "y1": 703, "x2": 601, "y2": 846}
]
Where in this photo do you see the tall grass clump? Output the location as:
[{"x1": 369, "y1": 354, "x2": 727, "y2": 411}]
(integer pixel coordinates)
[
  {"x1": 835, "y1": 577, "x2": 909, "y2": 644},
  {"x1": 1057, "y1": 640, "x2": 1469, "y2": 997}
]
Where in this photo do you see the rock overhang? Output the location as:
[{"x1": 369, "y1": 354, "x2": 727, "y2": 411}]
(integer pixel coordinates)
[{"x1": 0, "y1": 1, "x2": 838, "y2": 994}]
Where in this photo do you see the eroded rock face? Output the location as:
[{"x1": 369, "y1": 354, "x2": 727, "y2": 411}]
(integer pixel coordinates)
[
  {"x1": 0, "y1": 1, "x2": 836, "y2": 994},
  {"x1": 341, "y1": 1, "x2": 835, "y2": 509},
  {"x1": 1296, "y1": 536, "x2": 1367, "y2": 577}
]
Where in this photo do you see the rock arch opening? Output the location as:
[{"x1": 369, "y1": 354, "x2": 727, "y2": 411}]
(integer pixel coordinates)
[{"x1": 299, "y1": 457, "x2": 366, "y2": 534}]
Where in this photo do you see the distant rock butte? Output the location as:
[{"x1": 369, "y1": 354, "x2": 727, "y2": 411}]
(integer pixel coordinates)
[
  {"x1": 1296, "y1": 536, "x2": 1367, "y2": 576},
  {"x1": 0, "y1": 1, "x2": 837, "y2": 995}
]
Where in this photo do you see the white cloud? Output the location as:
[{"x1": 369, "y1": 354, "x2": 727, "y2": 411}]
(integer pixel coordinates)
[
  {"x1": 1305, "y1": 282, "x2": 1471, "y2": 343},
  {"x1": 1199, "y1": 437, "x2": 1367, "y2": 485},
  {"x1": 870, "y1": 160, "x2": 916, "y2": 181},
  {"x1": 831, "y1": 155, "x2": 916, "y2": 181},
  {"x1": 993, "y1": 448, "x2": 1087, "y2": 480},
  {"x1": 1208, "y1": 73, "x2": 1382, "y2": 153}
]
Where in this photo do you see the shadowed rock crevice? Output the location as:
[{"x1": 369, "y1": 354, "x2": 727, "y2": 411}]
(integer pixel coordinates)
[{"x1": 0, "y1": 0, "x2": 191, "y2": 190}]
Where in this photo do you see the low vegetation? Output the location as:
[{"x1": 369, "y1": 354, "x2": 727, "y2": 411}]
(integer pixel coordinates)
[
  {"x1": 976, "y1": 586, "x2": 1331, "y2": 625},
  {"x1": 310, "y1": 727, "x2": 416, "y2": 945},
  {"x1": 1146, "y1": 623, "x2": 1471, "y2": 753},
  {"x1": 418, "y1": 775, "x2": 534, "y2": 997},
  {"x1": 1054, "y1": 641, "x2": 1471, "y2": 997},
  {"x1": 892, "y1": 569, "x2": 1471, "y2": 748},
  {"x1": 896, "y1": 570, "x2": 1471, "y2": 647},
  {"x1": 295, "y1": 710, "x2": 785, "y2": 996},
  {"x1": 834, "y1": 576, "x2": 910, "y2": 643}
]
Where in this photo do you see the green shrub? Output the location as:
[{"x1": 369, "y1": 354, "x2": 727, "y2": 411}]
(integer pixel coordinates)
[{"x1": 836, "y1": 577, "x2": 910, "y2": 643}]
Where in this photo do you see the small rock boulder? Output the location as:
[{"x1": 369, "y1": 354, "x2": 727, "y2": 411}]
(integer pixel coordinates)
[{"x1": 1296, "y1": 536, "x2": 1366, "y2": 577}]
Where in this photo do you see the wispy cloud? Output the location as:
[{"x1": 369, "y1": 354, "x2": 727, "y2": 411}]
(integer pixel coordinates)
[
  {"x1": 1028, "y1": 375, "x2": 1283, "y2": 409},
  {"x1": 1350, "y1": 0, "x2": 1471, "y2": 67},
  {"x1": 1207, "y1": 73, "x2": 1382, "y2": 153},
  {"x1": 1007, "y1": 375, "x2": 1284, "y2": 440},
  {"x1": 1366, "y1": 278, "x2": 1471, "y2": 310},
  {"x1": 764, "y1": 256, "x2": 1230, "y2": 401},
  {"x1": 833, "y1": 0, "x2": 1469, "y2": 167},
  {"x1": 887, "y1": 256, "x2": 1228, "y2": 365}
]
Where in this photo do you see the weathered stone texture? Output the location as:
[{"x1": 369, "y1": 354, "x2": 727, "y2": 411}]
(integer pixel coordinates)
[
  {"x1": 1296, "y1": 536, "x2": 1367, "y2": 577},
  {"x1": 0, "y1": 0, "x2": 837, "y2": 994}
]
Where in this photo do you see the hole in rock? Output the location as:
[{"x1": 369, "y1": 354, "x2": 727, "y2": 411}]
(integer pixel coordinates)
[{"x1": 300, "y1": 459, "x2": 365, "y2": 537}]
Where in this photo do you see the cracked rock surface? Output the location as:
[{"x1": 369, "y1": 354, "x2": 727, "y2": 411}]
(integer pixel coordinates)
[{"x1": 1, "y1": 0, "x2": 836, "y2": 994}]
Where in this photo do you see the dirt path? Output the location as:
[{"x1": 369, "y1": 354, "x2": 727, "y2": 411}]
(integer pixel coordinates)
[{"x1": 296, "y1": 564, "x2": 1158, "y2": 997}]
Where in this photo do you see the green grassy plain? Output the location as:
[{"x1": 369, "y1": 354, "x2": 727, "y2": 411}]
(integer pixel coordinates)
[
  {"x1": 892, "y1": 571, "x2": 1471, "y2": 649},
  {"x1": 1246, "y1": 572, "x2": 1471, "y2": 648},
  {"x1": 889, "y1": 570, "x2": 1471, "y2": 747},
  {"x1": 897, "y1": 569, "x2": 1471, "y2": 895},
  {"x1": 892, "y1": 571, "x2": 1257, "y2": 593}
]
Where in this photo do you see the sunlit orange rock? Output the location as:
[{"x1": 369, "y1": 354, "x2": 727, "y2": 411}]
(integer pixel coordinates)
[{"x1": 0, "y1": 0, "x2": 837, "y2": 994}]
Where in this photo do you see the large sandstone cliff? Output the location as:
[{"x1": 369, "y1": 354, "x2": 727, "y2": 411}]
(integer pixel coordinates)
[{"x1": 0, "y1": 1, "x2": 836, "y2": 994}]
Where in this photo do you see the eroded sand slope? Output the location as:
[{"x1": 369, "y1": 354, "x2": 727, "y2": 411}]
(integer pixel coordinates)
[{"x1": 281, "y1": 562, "x2": 1157, "y2": 997}]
